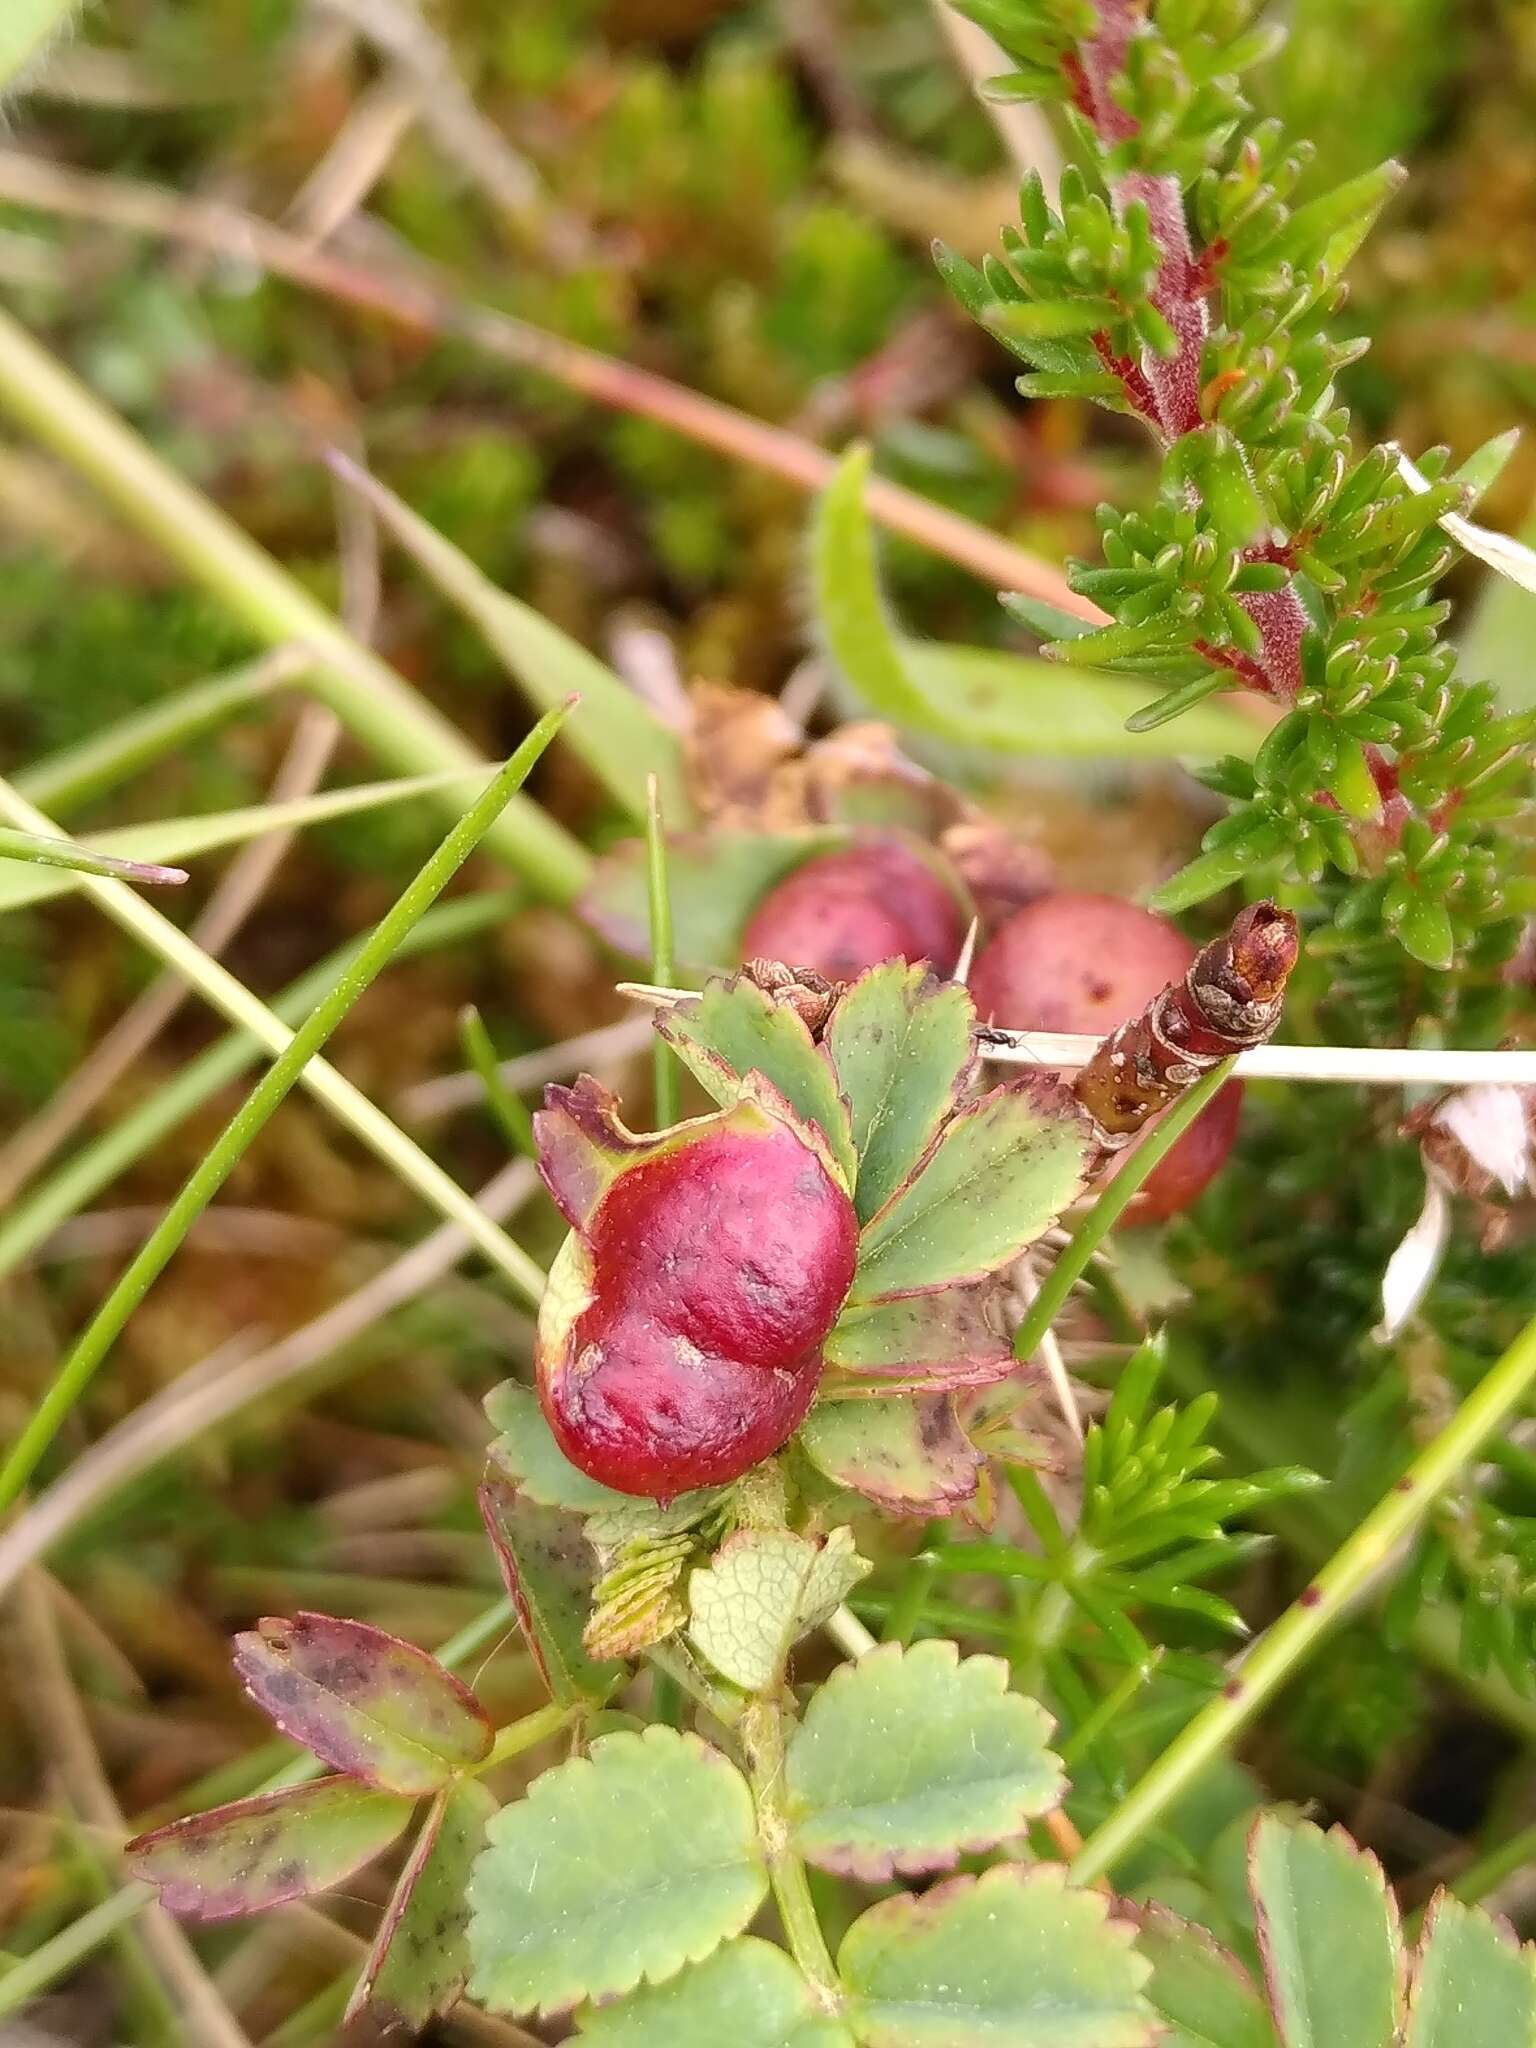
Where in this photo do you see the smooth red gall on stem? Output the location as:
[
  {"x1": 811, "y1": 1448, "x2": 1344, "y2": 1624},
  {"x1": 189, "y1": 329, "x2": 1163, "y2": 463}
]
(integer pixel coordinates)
[
  {"x1": 535, "y1": 1084, "x2": 858, "y2": 1497},
  {"x1": 970, "y1": 890, "x2": 1244, "y2": 1220},
  {"x1": 740, "y1": 836, "x2": 967, "y2": 983}
]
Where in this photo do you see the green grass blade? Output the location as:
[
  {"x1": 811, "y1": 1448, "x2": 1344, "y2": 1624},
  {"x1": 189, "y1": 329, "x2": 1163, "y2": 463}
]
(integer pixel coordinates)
[
  {"x1": 0, "y1": 769, "x2": 485, "y2": 913},
  {"x1": 0, "y1": 889, "x2": 521, "y2": 1282},
  {"x1": 645, "y1": 775, "x2": 680, "y2": 1127},
  {"x1": 0, "y1": 709, "x2": 570, "y2": 1512},
  {"x1": 0, "y1": 307, "x2": 589, "y2": 901},
  {"x1": 458, "y1": 1005, "x2": 537, "y2": 1157},
  {"x1": 0, "y1": 827, "x2": 186, "y2": 888},
  {"x1": 16, "y1": 649, "x2": 303, "y2": 816},
  {"x1": 329, "y1": 452, "x2": 692, "y2": 824}
]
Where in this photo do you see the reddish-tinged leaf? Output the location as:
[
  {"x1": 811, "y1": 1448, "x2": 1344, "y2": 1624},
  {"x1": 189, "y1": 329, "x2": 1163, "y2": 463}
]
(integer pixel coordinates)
[
  {"x1": 479, "y1": 1475, "x2": 623, "y2": 1706},
  {"x1": 126, "y1": 1779, "x2": 414, "y2": 1922},
  {"x1": 233, "y1": 1612, "x2": 491, "y2": 1794},
  {"x1": 798, "y1": 1394, "x2": 982, "y2": 1515},
  {"x1": 346, "y1": 1776, "x2": 498, "y2": 2028},
  {"x1": 825, "y1": 1285, "x2": 1014, "y2": 1387}
]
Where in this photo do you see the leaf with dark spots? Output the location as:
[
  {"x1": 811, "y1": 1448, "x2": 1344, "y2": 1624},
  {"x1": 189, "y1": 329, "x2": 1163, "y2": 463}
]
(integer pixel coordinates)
[
  {"x1": 126, "y1": 1778, "x2": 414, "y2": 1922},
  {"x1": 479, "y1": 1475, "x2": 624, "y2": 1706},
  {"x1": 346, "y1": 1776, "x2": 498, "y2": 2029},
  {"x1": 798, "y1": 1395, "x2": 981, "y2": 1515},
  {"x1": 233, "y1": 1613, "x2": 491, "y2": 1794},
  {"x1": 824, "y1": 1283, "x2": 1014, "y2": 1388}
]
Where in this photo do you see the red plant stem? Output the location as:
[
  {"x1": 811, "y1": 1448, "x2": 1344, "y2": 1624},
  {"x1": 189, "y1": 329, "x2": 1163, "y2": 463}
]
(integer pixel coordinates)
[{"x1": 1071, "y1": 5, "x2": 1308, "y2": 700}]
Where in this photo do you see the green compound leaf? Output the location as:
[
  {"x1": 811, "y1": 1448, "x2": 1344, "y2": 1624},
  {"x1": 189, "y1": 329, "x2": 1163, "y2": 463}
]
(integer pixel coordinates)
[
  {"x1": 574, "y1": 1938, "x2": 855, "y2": 2048},
  {"x1": 126, "y1": 1779, "x2": 414, "y2": 1923},
  {"x1": 824, "y1": 1286, "x2": 1013, "y2": 1387},
  {"x1": 467, "y1": 1727, "x2": 767, "y2": 2018},
  {"x1": 479, "y1": 1476, "x2": 624, "y2": 1706},
  {"x1": 851, "y1": 1084, "x2": 1088, "y2": 1301},
  {"x1": 687, "y1": 1527, "x2": 871, "y2": 1692},
  {"x1": 581, "y1": 830, "x2": 842, "y2": 969},
  {"x1": 347, "y1": 1776, "x2": 498, "y2": 2030},
  {"x1": 659, "y1": 974, "x2": 856, "y2": 1188},
  {"x1": 1249, "y1": 1816, "x2": 1404, "y2": 2048},
  {"x1": 798, "y1": 1395, "x2": 981, "y2": 1516},
  {"x1": 837, "y1": 1863, "x2": 1156, "y2": 2047},
  {"x1": 826, "y1": 964, "x2": 977, "y2": 1225},
  {"x1": 485, "y1": 1380, "x2": 642, "y2": 1513},
  {"x1": 784, "y1": 1640, "x2": 1065, "y2": 1881},
  {"x1": 232, "y1": 1612, "x2": 490, "y2": 1795},
  {"x1": 1131, "y1": 1908, "x2": 1277, "y2": 2048},
  {"x1": 1405, "y1": 1893, "x2": 1536, "y2": 2048}
]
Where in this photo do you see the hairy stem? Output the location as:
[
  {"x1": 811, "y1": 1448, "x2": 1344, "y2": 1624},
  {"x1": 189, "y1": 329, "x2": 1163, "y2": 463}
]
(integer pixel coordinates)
[{"x1": 742, "y1": 1698, "x2": 842, "y2": 2008}]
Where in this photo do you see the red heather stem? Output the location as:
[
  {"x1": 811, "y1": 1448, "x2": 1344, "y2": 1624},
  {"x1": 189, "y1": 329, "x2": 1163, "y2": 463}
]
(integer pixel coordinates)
[{"x1": 1074, "y1": 0, "x2": 1309, "y2": 704}]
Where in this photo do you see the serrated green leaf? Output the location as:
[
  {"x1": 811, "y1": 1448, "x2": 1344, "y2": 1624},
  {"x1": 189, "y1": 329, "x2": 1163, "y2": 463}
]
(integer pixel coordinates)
[
  {"x1": 485, "y1": 1381, "x2": 639, "y2": 1512},
  {"x1": 824, "y1": 1284, "x2": 1012, "y2": 1385},
  {"x1": 127, "y1": 1779, "x2": 414, "y2": 1922},
  {"x1": 1132, "y1": 1908, "x2": 1277, "y2": 2048},
  {"x1": 467, "y1": 1727, "x2": 767, "y2": 2017},
  {"x1": 479, "y1": 1477, "x2": 624, "y2": 1705},
  {"x1": 575, "y1": 1938, "x2": 854, "y2": 2047},
  {"x1": 785, "y1": 1640, "x2": 1064, "y2": 1880},
  {"x1": 232, "y1": 1613, "x2": 490, "y2": 1794},
  {"x1": 838, "y1": 1864, "x2": 1156, "y2": 2047},
  {"x1": 331, "y1": 455, "x2": 688, "y2": 824},
  {"x1": 347, "y1": 1776, "x2": 498, "y2": 2029},
  {"x1": 852, "y1": 1084, "x2": 1087, "y2": 1300},
  {"x1": 826, "y1": 964, "x2": 976, "y2": 1224},
  {"x1": 1249, "y1": 1816, "x2": 1403, "y2": 2048},
  {"x1": 1405, "y1": 1892, "x2": 1536, "y2": 2048},
  {"x1": 659, "y1": 975, "x2": 856, "y2": 1186},
  {"x1": 799, "y1": 1395, "x2": 981, "y2": 1515},
  {"x1": 688, "y1": 1527, "x2": 870, "y2": 1692},
  {"x1": 581, "y1": 831, "x2": 845, "y2": 969}
]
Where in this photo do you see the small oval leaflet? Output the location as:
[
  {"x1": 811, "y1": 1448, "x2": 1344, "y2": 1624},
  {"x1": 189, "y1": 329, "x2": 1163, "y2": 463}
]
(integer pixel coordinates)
[
  {"x1": 126, "y1": 1777, "x2": 414, "y2": 1922},
  {"x1": 233, "y1": 1611, "x2": 492, "y2": 1796}
]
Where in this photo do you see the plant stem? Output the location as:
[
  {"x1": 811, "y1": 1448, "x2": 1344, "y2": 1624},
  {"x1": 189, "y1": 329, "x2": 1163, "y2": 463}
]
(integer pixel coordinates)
[
  {"x1": 1014, "y1": 1059, "x2": 1236, "y2": 1363},
  {"x1": 1071, "y1": 1305, "x2": 1536, "y2": 1883},
  {"x1": 0, "y1": 306, "x2": 588, "y2": 902},
  {"x1": 742, "y1": 1699, "x2": 842, "y2": 2009},
  {"x1": 645, "y1": 774, "x2": 680, "y2": 1129},
  {"x1": 476, "y1": 1701, "x2": 577, "y2": 1773},
  {"x1": 459, "y1": 1005, "x2": 537, "y2": 1158},
  {"x1": 0, "y1": 715, "x2": 567, "y2": 1509}
]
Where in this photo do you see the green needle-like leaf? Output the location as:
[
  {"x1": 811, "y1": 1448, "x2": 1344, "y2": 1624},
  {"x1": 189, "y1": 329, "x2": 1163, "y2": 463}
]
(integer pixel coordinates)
[
  {"x1": 1249, "y1": 1817, "x2": 1404, "y2": 2048},
  {"x1": 574, "y1": 1938, "x2": 854, "y2": 2048},
  {"x1": 467, "y1": 1727, "x2": 767, "y2": 2017},
  {"x1": 0, "y1": 826, "x2": 186, "y2": 889},
  {"x1": 785, "y1": 1641, "x2": 1065, "y2": 1880},
  {"x1": 838, "y1": 1864, "x2": 1156, "y2": 2047}
]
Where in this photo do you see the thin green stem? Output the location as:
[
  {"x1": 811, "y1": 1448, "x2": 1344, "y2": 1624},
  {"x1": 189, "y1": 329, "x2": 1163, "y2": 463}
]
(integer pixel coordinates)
[
  {"x1": 1014, "y1": 1060, "x2": 1237, "y2": 1363},
  {"x1": 0, "y1": 306, "x2": 588, "y2": 902},
  {"x1": 0, "y1": 712, "x2": 568, "y2": 1509},
  {"x1": 475, "y1": 1701, "x2": 578, "y2": 1773},
  {"x1": 0, "y1": 773, "x2": 548, "y2": 1305},
  {"x1": 742, "y1": 1699, "x2": 841, "y2": 2009},
  {"x1": 459, "y1": 1005, "x2": 536, "y2": 1157},
  {"x1": 645, "y1": 773, "x2": 679, "y2": 1129},
  {"x1": 1071, "y1": 1306, "x2": 1536, "y2": 1883},
  {"x1": 15, "y1": 649, "x2": 303, "y2": 815},
  {"x1": 0, "y1": 888, "x2": 521, "y2": 1281},
  {"x1": 0, "y1": 826, "x2": 187, "y2": 886}
]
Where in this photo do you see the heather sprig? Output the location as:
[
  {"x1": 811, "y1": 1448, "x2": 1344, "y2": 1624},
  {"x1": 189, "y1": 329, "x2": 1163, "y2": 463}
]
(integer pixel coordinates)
[{"x1": 943, "y1": 0, "x2": 1534, "y2": 968}]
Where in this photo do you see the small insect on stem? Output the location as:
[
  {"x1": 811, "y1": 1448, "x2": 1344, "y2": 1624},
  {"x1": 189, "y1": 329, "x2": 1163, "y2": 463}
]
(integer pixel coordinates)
[{"x1": 1072, "y1": 901, "x2": 1299, "y2": 1164}]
